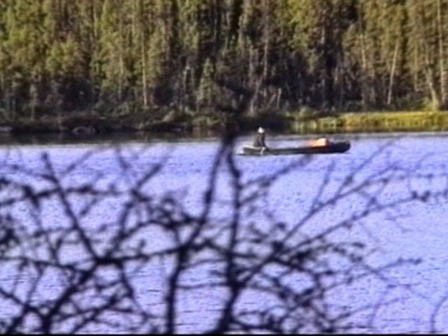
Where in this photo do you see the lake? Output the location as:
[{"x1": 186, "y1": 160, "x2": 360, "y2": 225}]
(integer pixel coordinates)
[{"x1": 0, "y1": 132, "x2": 447, "y2": 333}]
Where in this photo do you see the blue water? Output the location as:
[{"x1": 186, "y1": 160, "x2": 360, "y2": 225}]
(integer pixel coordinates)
[{"x1": 1, "y1": 133, "x2": 448, "y2": 333}]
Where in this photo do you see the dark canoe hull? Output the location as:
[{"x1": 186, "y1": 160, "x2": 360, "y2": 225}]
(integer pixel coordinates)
[{"x1": 240, "y1": 141, "x2": 351, "y2": 156}]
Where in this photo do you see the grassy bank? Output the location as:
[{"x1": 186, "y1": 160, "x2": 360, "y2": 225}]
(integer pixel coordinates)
[{"x1": 291, "y1": 111, "x2": 448, "y2": 134}]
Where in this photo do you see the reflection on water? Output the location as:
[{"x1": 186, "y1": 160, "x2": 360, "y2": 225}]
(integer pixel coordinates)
[
  {"x1": 1, "y1": 133, "x2": 448, "y2": 333},
  {"x1": 0, "y1": 131, "x2": 220, "y2": 147}
]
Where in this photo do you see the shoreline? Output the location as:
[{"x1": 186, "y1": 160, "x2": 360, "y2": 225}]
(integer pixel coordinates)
[{"x1": 1, "y1": 110, "x2": 448, "y2": 137}]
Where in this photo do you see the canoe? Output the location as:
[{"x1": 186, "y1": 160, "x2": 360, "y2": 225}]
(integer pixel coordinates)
[{"x1": 239, "y1": 140, "x2": 350, "y2": 156}]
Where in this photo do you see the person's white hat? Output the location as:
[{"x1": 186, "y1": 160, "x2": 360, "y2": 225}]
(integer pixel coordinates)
[{"x1": 258, "y1": 127, "x2": 265, "y2": 133}]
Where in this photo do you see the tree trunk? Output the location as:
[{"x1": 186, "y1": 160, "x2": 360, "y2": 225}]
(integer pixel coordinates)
[
  {"x1": 436, "y1": 0, "x2": 447, "y2": 106},
  {"x1": 387, "y1": 43, "x2": 399, "y2": 106}
]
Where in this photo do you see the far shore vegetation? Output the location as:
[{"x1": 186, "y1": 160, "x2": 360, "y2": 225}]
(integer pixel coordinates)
[
  {"x1": 1, "y1": 1, "x2": 448, "y2": 137},
  {"x1": 1, "y1": 109, "x2": 448, "y2": 137}
]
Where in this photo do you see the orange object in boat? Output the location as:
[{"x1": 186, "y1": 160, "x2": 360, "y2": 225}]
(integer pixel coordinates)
[{"x1": 309, "y1": 138, "x2": 330, "y2": 147}]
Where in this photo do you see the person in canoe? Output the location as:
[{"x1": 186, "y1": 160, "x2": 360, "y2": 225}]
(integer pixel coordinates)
[{"x1": 253, "y1": 127, "x2": 269, "y2": 152}]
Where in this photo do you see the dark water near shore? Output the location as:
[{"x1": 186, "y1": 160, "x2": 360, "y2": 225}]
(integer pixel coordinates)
[{"x1": 1, "y1": 132, "x2": 448, "y2": 333}]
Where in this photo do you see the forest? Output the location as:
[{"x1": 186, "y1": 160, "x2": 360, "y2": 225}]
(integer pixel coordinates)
[{"x1": 0, "y1": 0, "x2": 447, "y2": 130}]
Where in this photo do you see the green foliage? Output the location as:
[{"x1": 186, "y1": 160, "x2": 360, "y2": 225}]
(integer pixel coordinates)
[{"x1": 0, "y1": 0, "x2": 448, "y2": 125}]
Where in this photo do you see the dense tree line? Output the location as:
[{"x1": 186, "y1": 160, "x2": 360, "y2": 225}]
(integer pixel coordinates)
[{"x1": 0, "y1": 0, "x2": 447, "y2": 123}]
